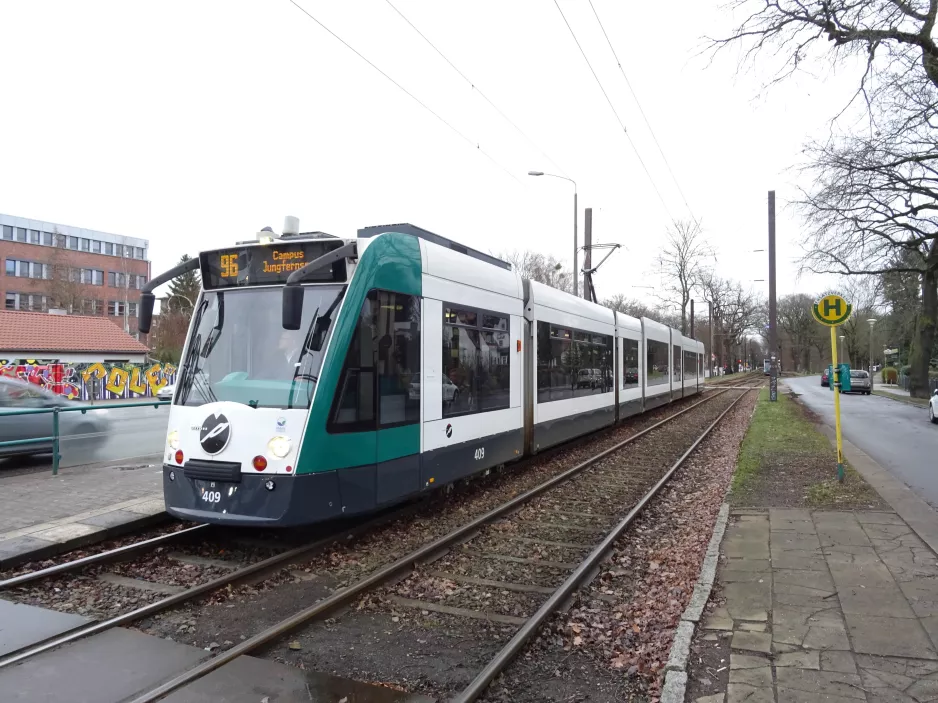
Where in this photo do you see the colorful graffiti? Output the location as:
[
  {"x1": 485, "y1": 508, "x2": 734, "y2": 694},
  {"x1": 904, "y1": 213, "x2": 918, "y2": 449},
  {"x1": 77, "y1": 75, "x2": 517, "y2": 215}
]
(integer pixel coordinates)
[{"x1": 0, "y1": 359, "x2": 177, "y2": 400}]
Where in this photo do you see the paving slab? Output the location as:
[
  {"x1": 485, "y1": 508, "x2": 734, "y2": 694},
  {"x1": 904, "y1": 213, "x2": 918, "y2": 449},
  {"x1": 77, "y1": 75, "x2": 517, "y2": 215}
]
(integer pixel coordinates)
[
  {"x1": 775, "y1": 667, "x2": 866, "y2": 700},
  {"x1": 726, "y1": 683, "x2": 774, "y2": 703},
  {"x1": 0, "y1": 627, "x2": 207, "y2": 702},
  {"x1": 0, "y1": 599, "x2": 91, "y2": 657},
  {"x1": 0, "y1": 460, "x2": 167, "y2": 568},
  {"x1": 844, "y1": 612, "x2": 938, "y2": 659},
  {"x1": 837, "y1": 585, "x2": 917, "y2": 618}
]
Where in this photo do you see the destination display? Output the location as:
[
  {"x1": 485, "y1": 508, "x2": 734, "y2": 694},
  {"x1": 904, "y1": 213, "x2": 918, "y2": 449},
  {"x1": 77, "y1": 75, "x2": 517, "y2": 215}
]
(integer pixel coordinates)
[{"x1": 200, "y1": 240, "x2": 347, "y2": 289}]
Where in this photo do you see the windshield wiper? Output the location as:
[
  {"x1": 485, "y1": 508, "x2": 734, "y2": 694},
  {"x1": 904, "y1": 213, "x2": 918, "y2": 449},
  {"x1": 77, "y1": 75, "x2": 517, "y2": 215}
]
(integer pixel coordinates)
[{"x1": 177, "y1": 299, "x2": 210, "y2": 404}]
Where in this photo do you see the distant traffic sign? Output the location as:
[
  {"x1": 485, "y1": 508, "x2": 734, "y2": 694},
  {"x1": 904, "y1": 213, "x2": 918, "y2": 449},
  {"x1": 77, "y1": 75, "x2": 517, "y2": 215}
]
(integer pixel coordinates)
[{"x1": 812, "y1": 294, "x2": 852, "y2": 327}]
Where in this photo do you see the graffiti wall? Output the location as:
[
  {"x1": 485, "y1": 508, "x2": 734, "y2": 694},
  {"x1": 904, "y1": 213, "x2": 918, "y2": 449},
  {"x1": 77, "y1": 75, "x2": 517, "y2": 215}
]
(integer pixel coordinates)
[{"x1": 0, "y1": 359, "x2": 177, "y2": 400}]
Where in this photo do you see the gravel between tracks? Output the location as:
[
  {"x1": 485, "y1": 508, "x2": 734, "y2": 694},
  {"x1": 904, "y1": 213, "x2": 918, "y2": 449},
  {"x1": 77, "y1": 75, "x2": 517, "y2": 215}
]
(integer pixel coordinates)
[
  {"x1": 136, "y1": 389, "x2": 755, "y2": 701},
  {"x1": 132, "y1": 394, "x2": 717, "y2": 647}
]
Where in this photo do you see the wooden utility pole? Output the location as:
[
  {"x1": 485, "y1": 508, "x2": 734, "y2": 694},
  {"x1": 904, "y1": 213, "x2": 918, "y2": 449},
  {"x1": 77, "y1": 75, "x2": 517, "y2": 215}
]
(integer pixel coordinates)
[{"x1": 769, "y1": 190, "x2": 778, "y2": 400}]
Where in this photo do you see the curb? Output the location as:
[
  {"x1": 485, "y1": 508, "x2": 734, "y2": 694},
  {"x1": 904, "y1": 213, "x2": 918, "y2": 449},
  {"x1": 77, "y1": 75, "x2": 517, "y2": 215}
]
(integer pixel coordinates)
[
  {"x1": 0, "y1": 511, "x2": 169, "y2": 570},
  {"x1": 660, "y1": 501, "x2": 730, "y2": 703},
  {"x1": 871, "y1": 389, "x2": 929, "y2": 409}
]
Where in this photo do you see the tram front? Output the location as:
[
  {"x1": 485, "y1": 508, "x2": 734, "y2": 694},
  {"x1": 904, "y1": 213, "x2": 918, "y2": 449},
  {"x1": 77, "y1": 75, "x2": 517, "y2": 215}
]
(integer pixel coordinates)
[{"x1": 139, "y1": 224, "x2": 355, "y2": 525}]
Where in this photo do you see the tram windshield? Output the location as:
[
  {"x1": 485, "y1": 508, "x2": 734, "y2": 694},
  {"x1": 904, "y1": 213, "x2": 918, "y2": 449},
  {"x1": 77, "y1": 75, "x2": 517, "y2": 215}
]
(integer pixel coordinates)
[{"x1": 174, "y1": 286, "x2": 345, "y2": 409}]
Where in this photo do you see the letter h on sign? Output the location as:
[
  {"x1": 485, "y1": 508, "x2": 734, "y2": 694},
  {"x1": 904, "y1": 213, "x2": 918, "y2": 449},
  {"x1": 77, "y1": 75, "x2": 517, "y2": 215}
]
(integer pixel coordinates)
[{"x1": 823, "y1": 298, "x2": 843, "y2": 318}]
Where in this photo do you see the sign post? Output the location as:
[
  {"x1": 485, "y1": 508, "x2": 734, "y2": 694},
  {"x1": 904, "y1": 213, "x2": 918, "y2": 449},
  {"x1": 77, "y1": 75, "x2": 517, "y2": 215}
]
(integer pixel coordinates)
[{"x1": 812, "y1": 294, "x2": 853, "y2": 483}]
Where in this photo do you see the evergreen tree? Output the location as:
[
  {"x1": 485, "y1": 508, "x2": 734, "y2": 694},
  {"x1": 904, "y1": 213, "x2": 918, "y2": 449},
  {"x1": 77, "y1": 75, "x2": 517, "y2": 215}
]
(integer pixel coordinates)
[{"x1": 166, "y1": 254, "x2": 201, "y2": 312}]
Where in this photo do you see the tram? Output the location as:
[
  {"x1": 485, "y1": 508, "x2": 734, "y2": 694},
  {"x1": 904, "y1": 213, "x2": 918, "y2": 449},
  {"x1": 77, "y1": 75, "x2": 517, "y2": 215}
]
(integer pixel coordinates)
[{"x1": 140, "y1": 221, "x2": 705, "y2": 526}]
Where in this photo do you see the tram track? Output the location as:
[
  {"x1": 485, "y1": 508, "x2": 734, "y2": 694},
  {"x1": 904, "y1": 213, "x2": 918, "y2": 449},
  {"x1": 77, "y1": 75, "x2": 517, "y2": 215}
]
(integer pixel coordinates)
[{"x1": 124, "y1": 384, "x2": 758, "y2": 703}]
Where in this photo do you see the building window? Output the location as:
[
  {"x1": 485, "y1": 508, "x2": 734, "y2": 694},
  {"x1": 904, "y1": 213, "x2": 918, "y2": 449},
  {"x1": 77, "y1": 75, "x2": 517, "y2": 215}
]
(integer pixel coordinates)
[
  {"x1": 134, "y1": 247, "x2": 143, "y2": 259},
  {"x1": 42, "y1": 264, "x2": 51, "y2": 280},
  {"x1": 443, "y1": 304, "x2": 511, "y2": 417},
  {"x1": 104, "y1": 242, "x2": 114, "y2": 256},
  {"x1": 92, "y1": 240, "x2": 101, "y2": 253},
  {"x1": 128, "y1": 302, "x2": 138, "y2": 317},
  {"x1": 4, "y1": 259, "x2": 14, "y2": 276},
  {"x1": 108, "y1": 271, "x2": 116, "y2": 287},
  {"x1": 623, "y1": 337, "x2": 640, "y2": 389},
  {"x1": 646, "y1": 339, "x2": 669, "y2": 387},
  {"x1": 55, "y1": 234, "x2": 66, "y2": 248},
  {"x1": 29, "y1": 230, "x2": 40, "y2": 244},
  {"x1": 42, "y1": 232, "x2": 53, "y2": 246},
  {"x1": 4, "y1": 293, "x2": 15, "y2": 310},
  {"x1": 128, "y1": 275, "x2": 137, "y2": 290},
  {"x1": 535, "y1": 322, "x2": 613, "y2": 403},
  {"x1": 69, "y1": 267, "x2": 80, "y2": 283},
  {"x1": 108, "y1": 301, "x2": 126, "y2": 316},
  {"x1": 1, "y1": 225, "x2": 12, "y2": 240},
  {"x1": 68, "y1": 236, "x2": 78, "y2": 250},
  {"x1": 15, "y1": 227, "x2": 27, "y2": 242},
  {"x1": 92, "y1": 269, "x2": 104, "y2": 286},
  {"x1": 81, "y1": 238, "x2": 90, "y2": 251}
]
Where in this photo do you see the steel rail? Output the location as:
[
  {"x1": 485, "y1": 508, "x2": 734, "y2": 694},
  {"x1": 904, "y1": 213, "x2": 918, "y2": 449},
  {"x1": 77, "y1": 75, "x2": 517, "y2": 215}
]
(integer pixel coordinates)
[
  {"x1": 128, "y1": 387, "x2": 739, "y2": 703},
  {"x1": 0, "y1": 506, "x2": 409, "y2": 669},
  {"x1": 0, "y1": 524, "x2": 210, "y2": 590},
  {"x1": 453, "y1": 386, "x2": 754, "y2": 702}
]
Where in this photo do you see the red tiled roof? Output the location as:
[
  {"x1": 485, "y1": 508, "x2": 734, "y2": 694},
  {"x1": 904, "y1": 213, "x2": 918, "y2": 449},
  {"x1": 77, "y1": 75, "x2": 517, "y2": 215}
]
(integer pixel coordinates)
[{"x1": 0, "y1": 310, "x2": 150, "y2": 353}]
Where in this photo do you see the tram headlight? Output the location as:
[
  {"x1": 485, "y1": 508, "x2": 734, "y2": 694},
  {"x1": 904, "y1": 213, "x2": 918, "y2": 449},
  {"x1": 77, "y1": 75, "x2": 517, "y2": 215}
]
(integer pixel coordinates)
[
  {"x1": 267, "y1": 435, "x2": 292, "y2": 458},
  {"x1": 167, "y1": 430, "x2": 180, "y2": 450}
]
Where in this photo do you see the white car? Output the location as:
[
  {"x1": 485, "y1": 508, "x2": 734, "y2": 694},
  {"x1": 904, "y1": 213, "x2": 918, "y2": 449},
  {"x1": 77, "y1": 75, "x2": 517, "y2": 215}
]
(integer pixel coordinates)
[
  {"x1": 408, "y1": 377, "x2": 459, "y2": 404},
  {"x1": 930, "y1": 390, "x2": 938, "y2": 424},
  {"x1": 157, "y1": 383, "x2": 175, "y2": 402}
]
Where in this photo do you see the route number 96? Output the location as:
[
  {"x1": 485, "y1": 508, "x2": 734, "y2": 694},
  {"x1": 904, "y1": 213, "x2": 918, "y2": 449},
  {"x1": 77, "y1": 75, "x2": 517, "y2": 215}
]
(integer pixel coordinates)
[
  {"x1": 202, "y1": 490, "x2": 222, "y2": 504},
  {"x1": 474, "y1": 448, "x2": 485, "y2": 461}
]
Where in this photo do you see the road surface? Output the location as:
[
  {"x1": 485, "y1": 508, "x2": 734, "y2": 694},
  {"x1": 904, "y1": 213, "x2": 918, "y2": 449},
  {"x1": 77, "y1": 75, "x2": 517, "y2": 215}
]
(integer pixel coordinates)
[
  {"x1": 785, "y1": 376, "x2": 938, "y2": 507},
  {"x1": 0, "y1": 403, "x2": 168, "y2": 474}
]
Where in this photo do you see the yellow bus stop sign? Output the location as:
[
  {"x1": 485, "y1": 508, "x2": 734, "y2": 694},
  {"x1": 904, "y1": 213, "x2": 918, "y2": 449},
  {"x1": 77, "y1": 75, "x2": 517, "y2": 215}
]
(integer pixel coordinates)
[{"x1": 812, "y1": 294, "x2": 852, "y2": 326}]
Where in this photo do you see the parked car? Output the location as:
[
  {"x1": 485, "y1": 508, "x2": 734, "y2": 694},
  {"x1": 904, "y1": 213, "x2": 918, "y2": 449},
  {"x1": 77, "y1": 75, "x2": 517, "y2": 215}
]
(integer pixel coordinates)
[
  {"x1": 577, "y1": 368, "x2": 605, "y2": 389},
  {"x1": 408, "y1": 377, "x2": 459, "y2": 405},
  {"x1": 157, "y1": 383, "x2": 175, "y2": 401},
  {"x1": 929, "y1": 390, "x2": 938, "y2": 424},
  {"x1": 821, "y1": 369, "x2": 829, "y2": 387},
  {"x1": 0, "y1": 376, "x2": 110, "y2": 458},
  {"x1": 848, "y1": 369, "x2": 872, "y2": 395}
]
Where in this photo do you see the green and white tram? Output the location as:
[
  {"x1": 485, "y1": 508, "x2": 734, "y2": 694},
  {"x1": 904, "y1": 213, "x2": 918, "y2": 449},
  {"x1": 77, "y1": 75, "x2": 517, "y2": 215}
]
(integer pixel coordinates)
[{"x1": 141, "y1": 221, "x2": 704, "y2": 526}]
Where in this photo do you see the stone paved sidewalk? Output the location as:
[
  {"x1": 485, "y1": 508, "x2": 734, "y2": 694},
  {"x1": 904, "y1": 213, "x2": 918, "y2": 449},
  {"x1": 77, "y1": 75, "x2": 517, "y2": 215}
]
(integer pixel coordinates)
[
  {"x1": 0, "y1": 462, "x2": 164, "y2": 567},
  {"x1": 696, "y1": 508, "x2": 938, "y2": 703}
]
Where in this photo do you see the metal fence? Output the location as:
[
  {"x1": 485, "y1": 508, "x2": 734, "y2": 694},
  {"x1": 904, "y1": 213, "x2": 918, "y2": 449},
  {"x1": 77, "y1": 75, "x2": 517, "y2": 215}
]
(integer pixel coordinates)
[
  {"x1": 0, "y1": 400, "x2": 169, "y2": 475},
  {"x1": 897, "y1": 374, "x2": 938, "y2": 393}
]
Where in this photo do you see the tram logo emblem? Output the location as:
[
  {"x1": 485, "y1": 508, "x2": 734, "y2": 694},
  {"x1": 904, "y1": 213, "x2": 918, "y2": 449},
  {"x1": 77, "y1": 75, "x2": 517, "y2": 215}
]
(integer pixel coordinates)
[
  {"x1": 200, "y1": 413, "x2": 231, "y2": 455},
  {"x1": 276, "y1": 417, "x2": 286, "y2": 431},
  {"x1": 445, "y1": 423, "x2": 453, "y2": 439}
]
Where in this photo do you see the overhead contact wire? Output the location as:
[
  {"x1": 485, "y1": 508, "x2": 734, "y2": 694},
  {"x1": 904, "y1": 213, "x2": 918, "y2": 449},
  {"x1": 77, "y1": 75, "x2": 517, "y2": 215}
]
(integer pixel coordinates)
[
  {"x1": 588, "y1": 0, "x2": 696, "y2": 220},
  {"x1": 384, "y1": 0, "x2": 569, "y2": 179},
  {"x1": 551, "y1": 0, "x2": 673, "y2": 219},
  {"x1": 286, "y1": 0, "x2": 520, "y2": 184}
]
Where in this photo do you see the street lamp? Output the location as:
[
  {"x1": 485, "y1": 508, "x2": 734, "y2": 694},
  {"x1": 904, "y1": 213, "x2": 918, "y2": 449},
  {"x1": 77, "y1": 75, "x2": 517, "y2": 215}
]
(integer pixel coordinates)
[
  {"x1": 868, "y1": 319, "x2": 877, "y2": 388},
  {"x1": 528, "y1": 170, "x2": 578, "y2": 296}
]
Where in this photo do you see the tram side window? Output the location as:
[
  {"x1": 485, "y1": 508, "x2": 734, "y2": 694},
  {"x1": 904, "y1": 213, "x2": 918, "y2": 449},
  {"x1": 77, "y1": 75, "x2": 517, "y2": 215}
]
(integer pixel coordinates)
[
  {"x1": 329, "y1": 293, "x2": 377, "y2": 432},
  {"x1": 536, "y1": 322, "x2": 613, "y2": 402},
  {"x1": 443, "y1": 305, "x2": 511, "y2": 418},
  {"x1": 673, "y1": 345, "x2": 682, "y2": 382},
  {"x1": 646, "y1": 340, "x2": 669, "y2": 387},
  {"x1": 683, "y1": 350, "x2": 697, "y2": 380},
  {"x1": 623, "y1": 337, "x2": 639, "y2": 389},
  {"x1": 376, "y1": 292, "x2": 420, "y2": 427}
]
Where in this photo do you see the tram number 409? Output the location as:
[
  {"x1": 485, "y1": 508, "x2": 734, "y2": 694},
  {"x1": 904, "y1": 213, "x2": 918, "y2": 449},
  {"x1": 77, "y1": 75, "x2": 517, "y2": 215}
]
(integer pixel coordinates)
[
  {"x1": 474, "y1": 447, "x2": 485, "y2": 461},
  {"x1": 202, "y1": 490, "x2": 222, "y2": 504}
]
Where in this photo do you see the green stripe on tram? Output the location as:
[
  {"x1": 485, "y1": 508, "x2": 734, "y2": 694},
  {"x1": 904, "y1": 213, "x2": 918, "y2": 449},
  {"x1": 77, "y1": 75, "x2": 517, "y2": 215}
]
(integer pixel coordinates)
[{"x1": 294, "y1": 232, "x2": 422, "y2": 475}]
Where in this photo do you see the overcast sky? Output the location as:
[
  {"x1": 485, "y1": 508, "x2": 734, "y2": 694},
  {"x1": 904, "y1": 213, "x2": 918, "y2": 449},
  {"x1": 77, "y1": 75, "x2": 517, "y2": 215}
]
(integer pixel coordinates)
[{"x1": 0, "y1": 1, "x2": 863, "y2": 310}]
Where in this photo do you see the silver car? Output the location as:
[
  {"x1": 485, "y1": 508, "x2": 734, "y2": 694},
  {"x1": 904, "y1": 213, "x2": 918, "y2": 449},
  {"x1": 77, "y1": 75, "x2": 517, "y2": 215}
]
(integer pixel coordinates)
[
  {"x1": 848, "y1": 369, "x2": 872, "y2": 395},
  {"x1": 0, "y1": 376, "x2": 110, "y2": 458}
]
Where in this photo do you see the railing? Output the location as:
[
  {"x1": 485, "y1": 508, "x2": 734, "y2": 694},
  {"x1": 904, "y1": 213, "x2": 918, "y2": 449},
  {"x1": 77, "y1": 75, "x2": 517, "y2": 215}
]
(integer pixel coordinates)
[{"x1": 0, "y1": 400, "x2": 169, "y2": 475}]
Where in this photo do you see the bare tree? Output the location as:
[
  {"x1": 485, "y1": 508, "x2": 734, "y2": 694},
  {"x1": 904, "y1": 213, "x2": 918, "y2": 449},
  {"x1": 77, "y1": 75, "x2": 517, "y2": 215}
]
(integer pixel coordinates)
[
  {"x1": 709, "y1": 0, "x2": 938, "y2": 98},
  {"x1": 699, "y1": 271, "x2": 763, "y2": 370},
  {"x1": 656, "y1": 220, "x2": 712, "y2": 335},
  {"x1": 836, "y1": 277, "x2": 882, "y2": 369},
  {"x1": 601, "y1": 294, "x2": 654, "y2": 320},
  {"x1": 502, "y1": 250, "x2": 574, "y2": 293},
  {"x1": 776, "y1": 293, "x2": 821, "y2": 372},
  {"x1": 45, "y1": 232, "x2": 85, "y2": 313},
  {"x1": 797, "y1": 117, "x2": 938, "y2": 396}
]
